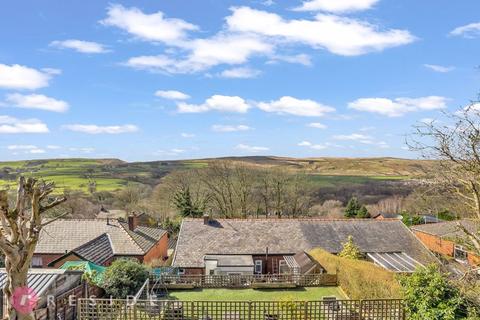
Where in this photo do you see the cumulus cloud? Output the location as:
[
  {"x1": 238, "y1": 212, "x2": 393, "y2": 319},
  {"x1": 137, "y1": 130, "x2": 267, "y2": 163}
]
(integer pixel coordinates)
[
  {"x1": 257, "y1": 96, "x2": 335, "y2": 117},
  {"x1": 307, "y1": 122, "x2": 327, "y2": 129},
  {"x1": 177, "y1": 95, "x2": 250, "y2": 113},
  {"x1": 424, "y1": 64, "x2": 454, "y2": 73},
  {"x1": 63, "y1": 124, "x2": 138, "y2": 134},
  {"x1": 297, "y1": 141, "x2": 327, "y2": 150},
  {"x1": 226, "y1": 7, "x2": 415, "y2": 56},
  {"x1": 450, "y1": 22, "x2": 480, "y2": 38},
  {"x1": 267, "y1": 54, "x2": 312, "y2": 66},
  {"x1": 181, "y1": 132, "x2": 195, "y2": 138},
  {"x1": 0, "y1": 64, "x2": 55, "y2": 90},
  {"x1": 235, "y1": 144, "x2": 269, "y2": 153},
  {"x1": 6, "y1": 93, "x2": 69, "y2": 112},
  {"x1": 294, "y1": 0, "x2": 379, "y2": 12},
  {"x1": 348, "y1": 96, "x2": 448, "y2": 117},
  {"x1": 50, "y1": 39, "x2": 109, "y2": 53},
  {"x1": 220, "y1": 67, "x2": 261, "y2": 79},
  {"x1": 0, "y1": 115, "x2": 49, "y2": 134},
  {"x1": 212, "y1": 124, "x2": 252, "y2": 132},
  {"x1": 333, "y1": 133, "x2": 389, "y2": 148},
  {"x1": 155, "y1": 90, "x2": 190, "y2": 100},
  {"x1": 101, "y1": 4, "x2": 198, "y2": 44}
]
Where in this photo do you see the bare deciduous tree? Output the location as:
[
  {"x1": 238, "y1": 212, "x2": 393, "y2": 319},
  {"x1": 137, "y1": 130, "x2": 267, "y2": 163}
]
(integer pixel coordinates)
[{"x1": 0, "y1": 177, "x2": 66, "y2": 320}]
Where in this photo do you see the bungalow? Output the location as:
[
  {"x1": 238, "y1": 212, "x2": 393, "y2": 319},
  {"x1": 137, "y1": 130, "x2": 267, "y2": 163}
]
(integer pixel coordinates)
[
  {"x1": 411, "y1": 219, "x2": 480, "y2": 266},
  {"x1": 172, "y1": 216, "x2": 436, "y2": 275},
  {"x1": 33, "y1": 216, "x2": 168, "y2": 268}
]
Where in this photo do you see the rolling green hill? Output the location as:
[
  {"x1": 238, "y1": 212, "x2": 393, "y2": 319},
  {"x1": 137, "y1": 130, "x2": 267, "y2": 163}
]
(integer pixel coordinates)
[{"x1": 0, "y1": 156, "x2": 434, "y2": 193}]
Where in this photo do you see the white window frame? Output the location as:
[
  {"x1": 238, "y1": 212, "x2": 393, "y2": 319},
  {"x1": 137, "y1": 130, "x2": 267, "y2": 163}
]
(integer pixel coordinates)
[
  {"x1": 454, "y1": 245, "x2": 468, "y2": 263},
  {"x1": 279, "y1": 260, "x2": 288, "y2": 274},
  {"x1": 254, "y1": 260, "x2": 263, "y2": 274}
]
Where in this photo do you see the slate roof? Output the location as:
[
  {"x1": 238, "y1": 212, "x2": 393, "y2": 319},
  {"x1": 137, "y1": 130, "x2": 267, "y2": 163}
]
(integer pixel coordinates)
[
  {"x1": 173, "y1": 218, "x2": 436, "y2": 268},
  {"x1": 36, "y1": 219, "x2": 166, "y2": 256},
  {"x1": 411, "y1": 219, "x2": 479, "y2": 242},
  {"x1": 74, "y1": 233, "x2": 114, "y2": 265}
]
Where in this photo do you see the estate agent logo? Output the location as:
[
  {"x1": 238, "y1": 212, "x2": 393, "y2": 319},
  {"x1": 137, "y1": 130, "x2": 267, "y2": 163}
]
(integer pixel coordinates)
[{"x1": 11, "y1": 286, "x2": 38, "y2": 314}]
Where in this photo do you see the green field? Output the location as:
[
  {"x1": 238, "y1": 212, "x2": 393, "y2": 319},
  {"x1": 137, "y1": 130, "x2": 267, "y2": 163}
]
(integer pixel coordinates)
[
  {"x1": 167, "y1": 287, "x2": 344, "y2": 301},
  {"x1": 0, "y1": 156, "x2": 431, "y2": 193}
]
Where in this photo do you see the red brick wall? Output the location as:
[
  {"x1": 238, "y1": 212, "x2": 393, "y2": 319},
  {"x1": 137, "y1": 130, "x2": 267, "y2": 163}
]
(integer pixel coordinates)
[
  {"x1": 414, "y1": 231, "x2": 480, "y2": 266},
  {"x1": 143, "y1": 233, "x2": 169, "y2": 263},
  {"x1": 184, "y1": 268, "x2": 204, "y2": 275},
  {"x1": 33, "y1": 253, "x2": 64, "y2": 268}
]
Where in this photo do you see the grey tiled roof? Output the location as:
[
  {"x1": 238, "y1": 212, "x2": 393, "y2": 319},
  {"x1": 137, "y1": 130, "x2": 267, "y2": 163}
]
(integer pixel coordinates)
[
  {"x1": 173, "y1": 218, "x2": 436, "y2": 268},
  {"x1": 37, "y1": 219, "x2": 166, "y2": 256},
  {"x1": 74, "y1": 233, "x2": 114, "y2": 265},
  {"x1": 411, "y1": 219, "x2": 479, "y2": 241}
]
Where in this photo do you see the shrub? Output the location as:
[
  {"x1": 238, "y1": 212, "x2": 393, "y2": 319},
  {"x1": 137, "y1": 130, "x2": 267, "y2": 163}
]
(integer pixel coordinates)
[
  {"x1": 102, "y1": 259, "x2": 149, "y2": 298},
  {"x1": 399, "y1": 264, "x2": 477, "y2": 320},
  {"x1": 309, "y1": 248, "x2": 402, "y2": 299}
]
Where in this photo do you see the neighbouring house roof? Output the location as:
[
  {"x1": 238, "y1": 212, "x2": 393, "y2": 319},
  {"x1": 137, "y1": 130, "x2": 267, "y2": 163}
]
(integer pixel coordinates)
[
  {"x1": 0, "y1": 268, "x2": 82, "y2": 296},
  {"x1": 173, "y1": 218, "x2": 436, "y2": 268},
  {"x1": 411, "y1": 219, "x2": 479, "y2": 245},
  {"x1": 36, "y1": 219, "x2": 166, "y2": 256},
  {"x1": 367, "y1": 252, "x2": 424, "y2": 273},
  {"x1": 292, "y1": 251, "x2": 320, "y2": 274}
]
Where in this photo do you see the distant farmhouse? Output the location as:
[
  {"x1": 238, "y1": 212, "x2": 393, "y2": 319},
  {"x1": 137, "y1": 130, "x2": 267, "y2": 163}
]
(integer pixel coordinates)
[
  {"x1": 172, "y1": 216, "x2": 436, "y2": 275},
  {"x1": 33, "y1": 215, "x2": 168, "y2": 268},
  {"x1": 412, "y1": 219, "x2": 480, "y2": 266}
]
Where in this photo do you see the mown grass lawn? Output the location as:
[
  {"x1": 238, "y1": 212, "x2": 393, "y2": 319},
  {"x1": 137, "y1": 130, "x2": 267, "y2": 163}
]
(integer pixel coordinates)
[{"x1": 167, "y1": 287, "x2": 344, "y2": 301}]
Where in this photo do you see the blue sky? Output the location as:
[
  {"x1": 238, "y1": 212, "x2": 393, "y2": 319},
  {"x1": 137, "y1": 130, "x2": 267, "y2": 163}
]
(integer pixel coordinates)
[{"x1": 0, "y1": 0, "x2": 479, "y2": 161}]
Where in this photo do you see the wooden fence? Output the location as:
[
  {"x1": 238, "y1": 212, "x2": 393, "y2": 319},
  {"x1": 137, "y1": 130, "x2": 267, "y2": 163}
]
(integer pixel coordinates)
[
  {"x1": 149, "y1": 274, "x2": 338, "y2": 290},
  {"x1": 77, "y1": 298, "x2": 405, "y2": 320}
]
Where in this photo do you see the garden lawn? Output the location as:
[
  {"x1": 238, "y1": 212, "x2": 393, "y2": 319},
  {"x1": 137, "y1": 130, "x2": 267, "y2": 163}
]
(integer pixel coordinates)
[{"x1": 167, "y1": 287, "x2": 344, "y2": 301}]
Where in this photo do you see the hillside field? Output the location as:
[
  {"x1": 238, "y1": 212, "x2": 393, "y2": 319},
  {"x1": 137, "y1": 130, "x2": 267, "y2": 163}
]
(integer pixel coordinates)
[{"x1": 0, "y1": 156, "x2": 433, "y2": 193}]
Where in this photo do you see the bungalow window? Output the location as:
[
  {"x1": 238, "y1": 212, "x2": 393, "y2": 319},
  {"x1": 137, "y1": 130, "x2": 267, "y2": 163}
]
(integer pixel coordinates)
[
  {"x1": 279, "y1": 260, "x2": 288, "y2": 274},
  {"x1": 178, "y1": 268, "x2": 185, "y2": 275},
  {"x1": 454, "y1": 245, "x2": 468, "y2": 262},
  {"x1": 31, "y1": 256, "x2": 43, "y2": 268},
  {"x1": 254, "y1": 260, "x2": 263, "y2": 274}
]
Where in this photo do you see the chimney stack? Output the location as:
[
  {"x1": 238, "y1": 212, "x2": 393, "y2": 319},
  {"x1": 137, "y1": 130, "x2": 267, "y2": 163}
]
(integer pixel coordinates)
[
  {"x1": 128, "y1": 213, "x2": 138, "y2": 231},
  {"x1": 203, "y1": 214, "x2": 210, "y2": 225}
]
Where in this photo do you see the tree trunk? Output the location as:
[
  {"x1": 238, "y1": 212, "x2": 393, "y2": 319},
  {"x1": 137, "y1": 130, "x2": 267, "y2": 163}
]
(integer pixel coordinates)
[{"x1": 4, "y1": 256, "x2": 33, "y2": 320}]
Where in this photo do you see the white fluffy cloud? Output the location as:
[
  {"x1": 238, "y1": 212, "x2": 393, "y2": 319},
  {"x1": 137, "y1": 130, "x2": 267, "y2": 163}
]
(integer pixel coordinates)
[
  {"x1": 220, "y1": 67, "x2": 261, "y2": 79},
  {"x1": 298, "y1": 141, "x2": 327, "y2": 150},
  {"x1": 308, "y1": 122, "x2": 327, "y2": 129},
  {"x1": 450, "y1": 22, "x2": 480, "y2": 38},
  {"x1": 212, "y1": 124, "x2": 251, "y2": 132},
  {"x1": 333, "y1": 133, "x2": 389, "y2": 148},
  {"x1": 267, "y1": 54, "x2": 312, "y2": 66},
  {"x1": 50, "y1": 39, "x2": 109, "y2": 53},
  {"x1": 235, "y1": 144, "x2": 269, "y2": 152},
  {"x1": 6, "y1": 93, "x2": 69, "y2": 112},
  {"x1": 0, "y1": 115, "x2": 49, "y2": 133},
  {"x1": 181, "y1": 133, "x2": 195, "y2": 138},
  {"x1": 348, "y1": 96, "x2": 448, "y2": 117},
  {"x1": 101, "y1": 4, "x2": 198, "y2": 44},
  {"x1": 0, "y1": 64, "x2": 55, "y2": 90},
  {"x1": 63, "y1": 124, "x2": 138, "y2": 134},
  {"x1": 226, "y1": 7, "x2": 415, "y2": 56},
  {"x1": 177, "y1": 95, "x2": 250, "y2": 113},
  {"x1": 294, "y1": 0, "x2": 379, "y2": 12},
  {"x1": 424, "y1": 64, "x2": 454, "y2": 73},
  {"x1": 155, "y1": 90, "x2": 190, "y2": 100},
  {"x1": 7, "y1": 145, "x2": 46, "y2": 154},
  {"x1": 257, "y1": 96, "x2": 335, "y2": 117}
]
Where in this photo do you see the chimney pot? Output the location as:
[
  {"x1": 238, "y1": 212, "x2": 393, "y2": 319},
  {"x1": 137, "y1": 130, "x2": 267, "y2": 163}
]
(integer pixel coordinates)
[{"x1": 128, "y1": 214, "x2": 138, "y2": 231}]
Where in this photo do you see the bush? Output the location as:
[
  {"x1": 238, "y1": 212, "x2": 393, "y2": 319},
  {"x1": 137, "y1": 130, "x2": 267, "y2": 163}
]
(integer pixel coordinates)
[
  {"x1": 399, "y1": 264, "x2": 477, "y2": 320},
  {"x1": 338, "y1": 236, "x2": 362, "y2": 260},
  {"x1": 102, "y1": 259, "x2": 149, "y2": 298},
  {"x1": 309, "y1": 248, "x2": 402, "y2": 299}
]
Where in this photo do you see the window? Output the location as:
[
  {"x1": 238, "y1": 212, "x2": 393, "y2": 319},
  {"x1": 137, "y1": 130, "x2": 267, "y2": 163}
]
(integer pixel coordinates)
[
  {"x1": 254, "y1": 260, "x2": 262, "y2": 274},
  {"x1": 454, "y1": 245, "x2": 468, "y2": 262},
  {"x1": 178, "y1": 268, "x2": 185, "y2": 275},
  {"x1": 32, "y1": 256, "x2": 43, "y2": 267},
  {"x1": 279, "y1": 260, "x2": 289, "y2": 274}
]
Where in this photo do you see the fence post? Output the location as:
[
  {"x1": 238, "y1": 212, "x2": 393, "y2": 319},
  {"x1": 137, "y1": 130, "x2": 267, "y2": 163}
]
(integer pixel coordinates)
[
  {"x1": 359, "y1": 300, "x2": 363, "y2": 320},
  {"x1": 248, "y1": 301, "x2": 252, "y2": 320},
  {"x1": 304, "y1": 301, "x2": 308, "y2": 320}
]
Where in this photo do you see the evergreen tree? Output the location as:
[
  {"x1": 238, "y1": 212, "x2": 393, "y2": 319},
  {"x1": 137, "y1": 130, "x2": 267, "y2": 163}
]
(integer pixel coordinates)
[
  {"x1": 338, "y1": 235, "x2": 362, "y2": 259},
  {"x1": 344, "y1": 197, "x2": 361, "y2": 218},
  {"x1": 173, "y1": 186, "x2": 203, "y2": 217},
  {"x1": 357, "y1": 205, "x2": 370, "y2": 218}
]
